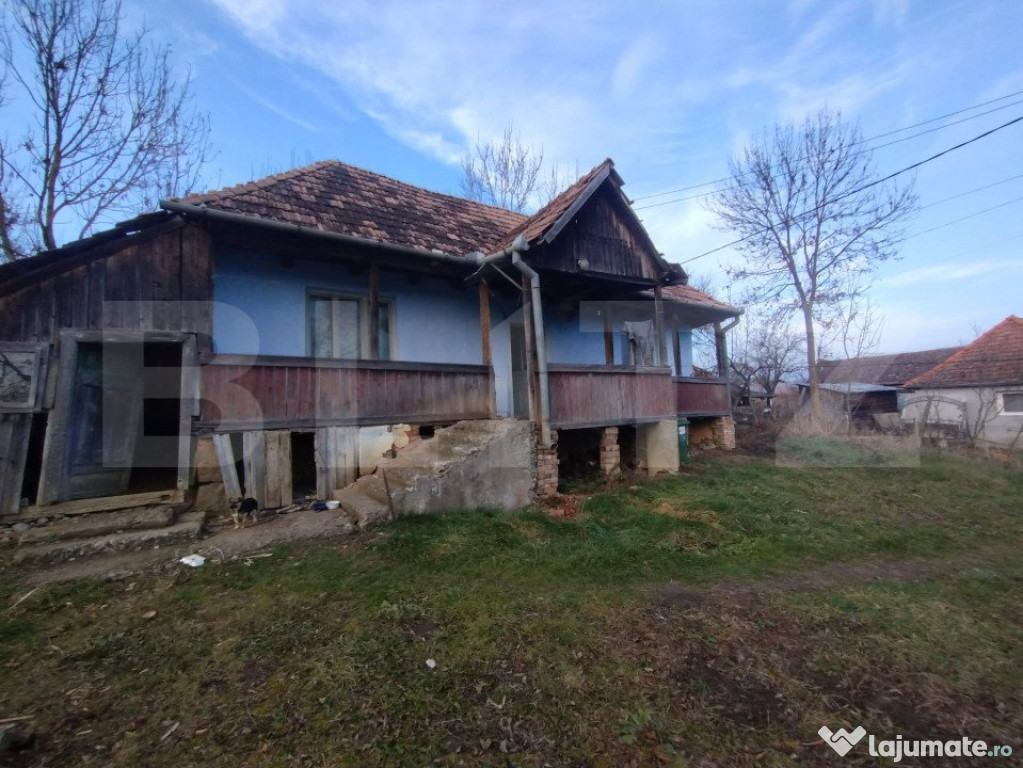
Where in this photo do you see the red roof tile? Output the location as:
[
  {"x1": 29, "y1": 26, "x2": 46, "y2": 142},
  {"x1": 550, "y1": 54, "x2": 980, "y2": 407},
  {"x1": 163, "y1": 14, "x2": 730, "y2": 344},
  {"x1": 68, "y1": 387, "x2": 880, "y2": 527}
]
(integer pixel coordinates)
[
  {"x1": 179, "y1": 160, "x2": 527, "y2": 256},
  {"x1": 660, "y1": 283, "x2": 741, "y2": 314},
  {"x1": 904, "y1": 316, "x2": 1023, "y2": 388}
]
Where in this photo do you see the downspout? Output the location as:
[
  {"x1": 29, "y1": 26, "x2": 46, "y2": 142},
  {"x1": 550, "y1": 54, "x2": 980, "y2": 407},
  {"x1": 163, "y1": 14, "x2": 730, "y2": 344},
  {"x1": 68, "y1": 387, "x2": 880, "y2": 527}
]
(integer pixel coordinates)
[
  {"x1": 511, "y1": 252, "x2": 552, "y2": 448},
  {"x1": 474, "y1": 235, "x2": 552, "y2": 447}
]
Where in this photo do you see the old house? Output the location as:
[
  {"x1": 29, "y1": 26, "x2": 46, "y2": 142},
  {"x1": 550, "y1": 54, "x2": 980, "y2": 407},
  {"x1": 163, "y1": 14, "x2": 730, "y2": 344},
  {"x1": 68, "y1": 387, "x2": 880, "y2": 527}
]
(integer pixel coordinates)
[
  {"x1": 0, "y1": 159, "x2": 740, "y2": 523},
  {"x1": 901, "y1": 316, "x2": 1023, "y2": 448},
  {"x1": 813, "y1": 347, "x2": 962, "y2": 426}
]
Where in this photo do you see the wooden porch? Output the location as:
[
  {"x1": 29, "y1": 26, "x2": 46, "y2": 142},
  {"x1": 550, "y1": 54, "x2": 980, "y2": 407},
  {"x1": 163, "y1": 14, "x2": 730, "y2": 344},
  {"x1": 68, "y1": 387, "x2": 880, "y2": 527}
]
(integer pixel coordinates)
[
  {"x1": 198, "y1": 355, "x2": 494, "y2": 432},
  {"x1": 547, "y1": 365, "x2": 676, "y2": 429},
  {"x1": 673, "y1": 376, "x2": 731, "y2": 418}
]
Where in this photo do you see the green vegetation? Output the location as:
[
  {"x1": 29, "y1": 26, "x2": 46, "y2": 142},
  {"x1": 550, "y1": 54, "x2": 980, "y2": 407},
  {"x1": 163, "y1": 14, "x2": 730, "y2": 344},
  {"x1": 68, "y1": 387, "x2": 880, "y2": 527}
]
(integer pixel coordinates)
[{"x1": 2, "y1": 452, "x2": 1021, "y2": 766}]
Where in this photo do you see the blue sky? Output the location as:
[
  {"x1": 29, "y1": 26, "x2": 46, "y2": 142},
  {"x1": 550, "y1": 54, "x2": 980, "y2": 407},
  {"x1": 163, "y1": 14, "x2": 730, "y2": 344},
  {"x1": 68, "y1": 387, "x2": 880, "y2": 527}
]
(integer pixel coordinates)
[{"x1": 125, "y1": 0, "x2": 1021, "y2": 352}]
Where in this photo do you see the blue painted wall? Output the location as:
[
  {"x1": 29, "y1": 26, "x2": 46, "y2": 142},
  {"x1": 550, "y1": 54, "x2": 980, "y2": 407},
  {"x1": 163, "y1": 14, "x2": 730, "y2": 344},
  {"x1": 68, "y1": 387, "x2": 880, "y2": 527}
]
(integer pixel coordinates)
[
  {"x1": 212, "y1": 248, "x2": 698, "y2": 416},
  {"x1": 212, "y1": 249, "x2": 482, "y2": 364}
]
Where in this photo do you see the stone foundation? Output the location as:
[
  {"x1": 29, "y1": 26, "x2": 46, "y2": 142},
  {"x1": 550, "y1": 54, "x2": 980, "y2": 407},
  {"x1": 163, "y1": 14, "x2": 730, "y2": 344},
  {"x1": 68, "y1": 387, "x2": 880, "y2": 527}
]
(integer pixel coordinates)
[
  {"x1": 688, "y1": 416, "x2": 736, "y2": 452},
  {"x1": 599, "y1": 426, "x2": 621, "y2": 477},
  {"x1": 536, "y1": 429, "x2": 560, "y2": 497},
  {"x1": 712, "y1": 416, "x2": 736, "y2": 450}
]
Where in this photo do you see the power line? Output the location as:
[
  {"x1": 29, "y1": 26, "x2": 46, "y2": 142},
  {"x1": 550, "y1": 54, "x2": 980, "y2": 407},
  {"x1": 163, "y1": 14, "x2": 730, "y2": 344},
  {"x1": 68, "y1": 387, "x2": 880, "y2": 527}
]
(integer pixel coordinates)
[
  {"x1": 900, "y1": 194, "x2": 1023, "y2": 242},
  {"x1": 679, "y1": 114, "x2": 1023, "y2": 264},
  {"x1": 633, "y1": 88, "x2": 1023, "y2": 204}
]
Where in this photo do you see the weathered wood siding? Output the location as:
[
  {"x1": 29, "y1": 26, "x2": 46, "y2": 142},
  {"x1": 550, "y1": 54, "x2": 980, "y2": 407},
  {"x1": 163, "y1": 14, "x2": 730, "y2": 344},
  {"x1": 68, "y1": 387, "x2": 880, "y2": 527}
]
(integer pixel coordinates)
[
  {"x1": 540, "y1": 189, "x2": 661, "y2": 280},
  {"x1": 200, "y1": 355, "x2": 495, "y2": 431},
  {"x1": 673, "y1": 377, "x2": 730, "y2": 417},
  {"x1": 0, "y1": 413, "x2": 32, "y2": 515},
  {"x1": 548, "y1": 364, "x2": 675, "y2": 429},
  {"x1": 0, "y1": 224, "x2": 213, "y2": 347}
]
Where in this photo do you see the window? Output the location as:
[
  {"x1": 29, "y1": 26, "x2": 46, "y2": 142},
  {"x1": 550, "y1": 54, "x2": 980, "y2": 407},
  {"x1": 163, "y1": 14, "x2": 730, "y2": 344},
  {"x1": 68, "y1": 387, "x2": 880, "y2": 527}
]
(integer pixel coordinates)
[
  {"x1": 0, "y1": 344, "x2": 46, "y2": 412},
  {"x1": 1002, "y1": 392, "x2": 1023, "y2": 414},
  {"x1": 307, "y1": 292, "x2": 392, "y2": 360}
]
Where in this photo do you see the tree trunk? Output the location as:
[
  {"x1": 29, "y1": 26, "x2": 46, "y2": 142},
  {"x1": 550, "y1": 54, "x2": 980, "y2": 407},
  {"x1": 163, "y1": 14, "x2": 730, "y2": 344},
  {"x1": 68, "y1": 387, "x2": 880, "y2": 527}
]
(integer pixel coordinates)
[{"x1": 801, "y1": 303, "x2": 823, "y2": 423}]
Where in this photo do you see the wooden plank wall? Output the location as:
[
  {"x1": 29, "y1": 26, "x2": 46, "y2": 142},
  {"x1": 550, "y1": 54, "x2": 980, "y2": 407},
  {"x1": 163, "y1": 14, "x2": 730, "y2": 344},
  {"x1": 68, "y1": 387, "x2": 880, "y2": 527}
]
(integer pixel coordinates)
[
  {"x1": 200, "y1": 358, "x2": 494, "y2": 431},
  {"x1": 242, "y1": 429, "x2": 293, "y2": 509},
  {"x1": 0, "y1": 224, "x2": 214, "y2": 348},
  {"x1": 543, "y1": 190, "x2": 660, "y2": 280},
  {"x1": 0, "y1": 413, "x2": 32, "y2": 515},
  {"x1": 315, "y1": 426, "x2": 358, "y2": 499},
  {"x1": 673, "y1": 377, "x2": 731, "y2": 417},
  {"x1": 547, "y1": 365, "x2": 675, "y2": 429}
]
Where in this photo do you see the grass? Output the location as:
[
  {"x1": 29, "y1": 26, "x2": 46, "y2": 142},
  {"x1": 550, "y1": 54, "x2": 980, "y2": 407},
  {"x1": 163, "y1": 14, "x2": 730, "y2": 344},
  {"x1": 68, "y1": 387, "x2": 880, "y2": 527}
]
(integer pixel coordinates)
[{"x1": 1, "y1": 451, "x2": 1021, "y2": 766}]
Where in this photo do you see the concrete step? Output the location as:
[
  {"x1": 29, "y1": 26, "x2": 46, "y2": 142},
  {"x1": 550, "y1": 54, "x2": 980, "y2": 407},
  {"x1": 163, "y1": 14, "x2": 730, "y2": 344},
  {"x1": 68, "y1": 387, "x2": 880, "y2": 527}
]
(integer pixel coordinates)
[
  {"x1": 18, "y1": 506, "x2": 177, "y2": 546},
  {"x1": 13, "y1": 515, "x2": 204, "y2": 566},
  {"x1": 335, "y1": 488, "x2": 391, "y2": 529}
]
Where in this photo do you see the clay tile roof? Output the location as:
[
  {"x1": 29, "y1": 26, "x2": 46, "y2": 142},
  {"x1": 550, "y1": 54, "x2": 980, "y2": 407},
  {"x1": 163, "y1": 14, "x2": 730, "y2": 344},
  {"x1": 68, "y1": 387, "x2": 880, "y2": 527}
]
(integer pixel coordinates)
[
  {"x1": 904, "y1": 316, "x2": 1023, "y2": 388},
  {"x1": 178, "y1": 160, "x2": 527, "y2": 256},
  {"x1": 818, "y1": 346, "x2": 962, "y2": 387},
  {"x1": 660, "y1": 283, "x2": 742, "y2": 314}
]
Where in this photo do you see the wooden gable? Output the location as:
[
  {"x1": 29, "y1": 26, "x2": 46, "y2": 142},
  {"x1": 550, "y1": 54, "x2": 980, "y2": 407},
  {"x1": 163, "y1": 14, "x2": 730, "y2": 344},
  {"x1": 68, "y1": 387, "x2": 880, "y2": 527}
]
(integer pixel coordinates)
[{"x1": 532, "y1": 183, "x2": 665, "y2": 283}]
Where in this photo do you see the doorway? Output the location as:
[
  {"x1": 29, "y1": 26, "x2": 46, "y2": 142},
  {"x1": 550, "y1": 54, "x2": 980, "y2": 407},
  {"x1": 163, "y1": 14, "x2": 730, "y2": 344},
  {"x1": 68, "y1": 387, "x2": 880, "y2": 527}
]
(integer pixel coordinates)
[{"x1": 41, "y1": 335, "x2": 190, "y2": 503}]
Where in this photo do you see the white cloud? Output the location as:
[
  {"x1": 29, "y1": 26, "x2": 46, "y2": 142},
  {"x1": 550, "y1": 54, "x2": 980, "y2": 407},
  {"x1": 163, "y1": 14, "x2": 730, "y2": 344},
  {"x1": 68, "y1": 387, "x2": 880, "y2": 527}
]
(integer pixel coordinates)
[{"x1": 880, "y1": 259, "x2": 1023, "y2": 289}]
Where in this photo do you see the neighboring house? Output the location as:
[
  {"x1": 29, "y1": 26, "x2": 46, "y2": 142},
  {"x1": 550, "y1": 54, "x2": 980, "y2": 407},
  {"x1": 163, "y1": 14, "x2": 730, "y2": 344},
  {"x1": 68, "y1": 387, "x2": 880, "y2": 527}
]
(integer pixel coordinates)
[
  {"x1": 811, "y1": 346, "x2": 962, "y2": 425},
  {"x1": 901, "y1": 316, "x2": 1023, "y2": 448},
  {"x1": 0, "y1": 159, "x2": 742, "y2": 516}
]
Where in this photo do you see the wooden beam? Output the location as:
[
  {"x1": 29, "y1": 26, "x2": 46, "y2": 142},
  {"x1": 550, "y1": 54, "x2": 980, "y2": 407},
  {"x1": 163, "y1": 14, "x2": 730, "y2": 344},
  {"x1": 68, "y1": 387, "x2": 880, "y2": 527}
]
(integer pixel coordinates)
[
  {"x1": 672, "y1": 318, "x2": 681, "y2": 377},
  {"x1": 212, "y1": 433, "x2": 242, "y2": 499},
  {"x1": 367, "y1": 264, "x2": 380, "y2": 360},
  {"x1": 177, "y1": 335, "x2": 199, "y2": 491},
  {"x1": 479, "y1": 279, "x2": 492, "y2": 367},
  {"x1": 603, "y1": 303, "x2": 614, "y2": 365}
]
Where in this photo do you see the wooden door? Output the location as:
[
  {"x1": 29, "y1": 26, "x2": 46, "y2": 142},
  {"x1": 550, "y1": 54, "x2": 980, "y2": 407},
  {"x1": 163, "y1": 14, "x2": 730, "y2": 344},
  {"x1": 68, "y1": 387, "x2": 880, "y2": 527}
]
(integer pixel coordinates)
[{"x1": 63, "y1": 343, "x2": 145, "y2": 500}]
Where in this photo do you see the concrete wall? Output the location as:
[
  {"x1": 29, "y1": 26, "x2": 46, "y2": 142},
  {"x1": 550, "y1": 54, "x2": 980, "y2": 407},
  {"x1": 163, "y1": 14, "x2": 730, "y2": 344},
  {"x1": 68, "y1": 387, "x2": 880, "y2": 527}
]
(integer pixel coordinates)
[{"x1": 902, "y1": 387, "x2": 1023, "y2": 448}]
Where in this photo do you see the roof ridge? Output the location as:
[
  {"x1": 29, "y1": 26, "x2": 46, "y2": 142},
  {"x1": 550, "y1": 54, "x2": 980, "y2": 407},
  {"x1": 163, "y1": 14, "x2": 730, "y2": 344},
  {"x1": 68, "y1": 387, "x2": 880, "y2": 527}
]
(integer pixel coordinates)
[
  {"x1": 189, "y1": 158, "x2": 529, "y2": 224},
  {"x1": 188, "y1": 159, "x2": 340, "y2": 204},
  {"x1": 904, "y1": 316, "x2": 1020, "y2": 387}
]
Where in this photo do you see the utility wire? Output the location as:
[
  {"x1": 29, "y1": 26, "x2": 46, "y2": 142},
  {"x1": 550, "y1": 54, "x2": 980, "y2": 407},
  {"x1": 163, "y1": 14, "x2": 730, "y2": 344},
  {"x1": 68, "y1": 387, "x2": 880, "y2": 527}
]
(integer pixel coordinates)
[
  {"x1": 679, "y1": 114, "x2": 1023, "y2": 264},
  {"x1": 633, "y1": 88, "x2": 1023, "y2": 203},
  {"x1": 634, "y1": 99, "x2": 1023, "y2": 212}
]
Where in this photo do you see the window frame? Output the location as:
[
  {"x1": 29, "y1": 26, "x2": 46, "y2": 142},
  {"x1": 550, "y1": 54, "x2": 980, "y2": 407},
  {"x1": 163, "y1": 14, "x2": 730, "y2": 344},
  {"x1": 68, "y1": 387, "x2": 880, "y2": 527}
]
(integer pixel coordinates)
[
  {"x1": 305, "y1": 290, "x2": 395, "y2": 360},
  {"x1": 1001, "y1": 391, "x2": 1023, "y2": 415}
]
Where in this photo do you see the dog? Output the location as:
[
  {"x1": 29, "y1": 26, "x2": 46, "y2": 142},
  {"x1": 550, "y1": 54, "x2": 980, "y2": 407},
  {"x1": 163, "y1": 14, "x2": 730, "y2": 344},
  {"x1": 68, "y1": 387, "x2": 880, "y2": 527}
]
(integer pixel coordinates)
[{"x1": 229, "y1": 497, "x2": 260, "y2": 529}]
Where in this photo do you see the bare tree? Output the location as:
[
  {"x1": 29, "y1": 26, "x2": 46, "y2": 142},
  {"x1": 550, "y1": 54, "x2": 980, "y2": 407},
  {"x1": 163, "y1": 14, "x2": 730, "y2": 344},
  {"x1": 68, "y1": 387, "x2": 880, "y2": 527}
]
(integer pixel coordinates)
[
  {"x1": 729, "y1": 309, "x2": 804, "y2": 419},
  {"x1": 460, "y1": 124, "x2": 568, "y2": 212},
  {"x1": 0, "y1": 0, "x2": 211, "y2": 259},
  {"x1": 709, "y1": 108, "x2": 917, "y2": 421}
]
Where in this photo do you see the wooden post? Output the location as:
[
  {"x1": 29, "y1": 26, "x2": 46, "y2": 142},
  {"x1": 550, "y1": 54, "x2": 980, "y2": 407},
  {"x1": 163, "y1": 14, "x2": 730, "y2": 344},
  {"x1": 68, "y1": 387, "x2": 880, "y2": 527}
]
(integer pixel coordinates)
[
  {"x1": 654, "y1": 285, "x2": 667, "y2": 367},
  {"x1": 176, "y1": 335, "x2": 199, "y2": 491},
  {"x1": 367, "y1": 264, "x2": 380, "y2": 360},
  {"x1": 479, "y1": 279, "x2": 492, "y2": 367},
  {"x1": 714, "y1": 321, "x2": 727, "y2": 378},
  {"x1": 603, "y1": 303, "x2": 614, "y2": 365},
  {"x1": 672, "y1": 318, "x2": 682, "y2": 377}
]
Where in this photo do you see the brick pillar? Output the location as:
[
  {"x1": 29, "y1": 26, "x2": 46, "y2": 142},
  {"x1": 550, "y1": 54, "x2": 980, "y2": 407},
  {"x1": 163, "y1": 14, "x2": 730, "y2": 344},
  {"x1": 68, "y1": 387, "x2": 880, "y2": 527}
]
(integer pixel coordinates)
[
  {"x1": 536, "y1": 430, "x2": 560, "y2": 497},
  {"x1": 711, "y1": 416, "x2": 736, "y2": 450},
  {"x1": 600, "y1": 426, "x2": 621, "y2": 477}
]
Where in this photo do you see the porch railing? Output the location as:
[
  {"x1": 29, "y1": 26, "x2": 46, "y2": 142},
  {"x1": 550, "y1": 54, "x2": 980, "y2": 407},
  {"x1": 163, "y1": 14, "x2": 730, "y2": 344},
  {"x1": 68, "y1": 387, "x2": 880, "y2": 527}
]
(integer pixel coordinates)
[
  {"x1": 673, "y1": 376, "x2": 730, "y2": 417},
  {"x1": 198, "y1": 354, "x2": 494, "y2": 432},
  {"x1": 547, "y1": 364, "x2": 675, "y2": 429}
]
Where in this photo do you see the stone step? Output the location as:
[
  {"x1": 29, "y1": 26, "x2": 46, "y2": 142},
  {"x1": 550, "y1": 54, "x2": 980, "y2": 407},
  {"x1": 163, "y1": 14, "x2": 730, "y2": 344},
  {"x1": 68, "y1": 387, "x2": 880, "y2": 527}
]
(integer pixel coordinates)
[
  {"x1": 13, "y1": 514, "x2": 204, "y2": 566},
  {"x1": 335, "y1": 489, "x2": 391, "y2": 529},
  {"x1": 17, "y1": 506, "x2": 178, "y2": 546}
]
